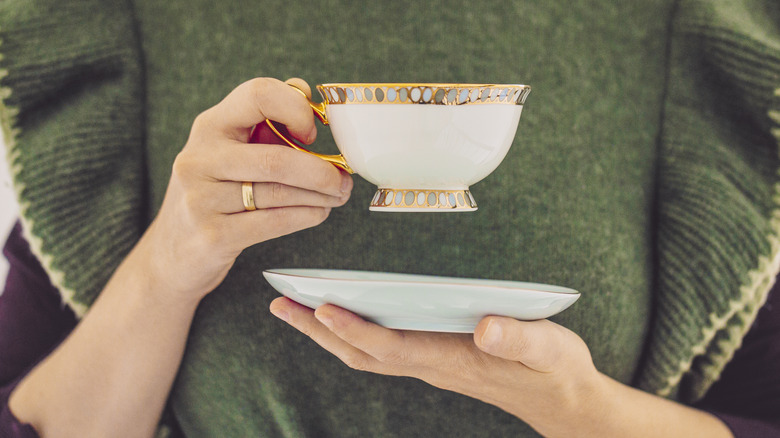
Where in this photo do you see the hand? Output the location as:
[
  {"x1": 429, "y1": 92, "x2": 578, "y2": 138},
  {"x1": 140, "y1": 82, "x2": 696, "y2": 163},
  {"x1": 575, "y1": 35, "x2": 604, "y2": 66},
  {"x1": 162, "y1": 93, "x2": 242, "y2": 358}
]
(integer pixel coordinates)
[
  {"x1": 268, "y1": 297, "x2": 604, "y2": 437},
  {"x1": 8, "y1": 78, "x2": 356, "y2": 438},
  {"x1": 137, "y1": 78, "x2": 353, "y2": 304},
  {"x1": 269, "y1": 299, "x2": 734, "y2": 437}
]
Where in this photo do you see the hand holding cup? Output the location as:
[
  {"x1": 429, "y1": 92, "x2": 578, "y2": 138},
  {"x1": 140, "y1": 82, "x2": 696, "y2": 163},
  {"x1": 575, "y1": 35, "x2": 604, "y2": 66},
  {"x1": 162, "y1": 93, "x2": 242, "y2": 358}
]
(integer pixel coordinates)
[
  {"x1": 139, "y1": 77, "x2": 352, "y2": 303},
  {"x1": 267, "y1": 83, "x2": 531, "y2": 212}
]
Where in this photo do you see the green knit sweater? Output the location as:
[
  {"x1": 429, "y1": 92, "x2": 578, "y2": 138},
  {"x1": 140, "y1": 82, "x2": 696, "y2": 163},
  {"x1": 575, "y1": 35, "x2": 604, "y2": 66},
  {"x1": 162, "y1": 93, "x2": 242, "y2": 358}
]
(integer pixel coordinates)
[{"x1": 1, "y1": 0, "x2": 779, "y2": 436}]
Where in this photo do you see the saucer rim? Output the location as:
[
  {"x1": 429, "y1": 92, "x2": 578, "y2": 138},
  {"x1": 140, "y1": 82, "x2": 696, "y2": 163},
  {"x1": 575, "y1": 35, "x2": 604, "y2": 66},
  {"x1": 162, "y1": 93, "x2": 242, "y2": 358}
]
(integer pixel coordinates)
[{"x1": 263, "y1": 268, "x2": 580, "y2": 297}]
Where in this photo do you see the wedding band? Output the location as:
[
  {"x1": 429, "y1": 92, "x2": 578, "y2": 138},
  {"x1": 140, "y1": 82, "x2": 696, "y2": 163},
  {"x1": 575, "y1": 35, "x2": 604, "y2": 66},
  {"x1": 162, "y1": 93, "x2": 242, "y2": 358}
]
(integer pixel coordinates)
[{"x1": 242, "y1": 181, "x2": 257, "y2": 211}]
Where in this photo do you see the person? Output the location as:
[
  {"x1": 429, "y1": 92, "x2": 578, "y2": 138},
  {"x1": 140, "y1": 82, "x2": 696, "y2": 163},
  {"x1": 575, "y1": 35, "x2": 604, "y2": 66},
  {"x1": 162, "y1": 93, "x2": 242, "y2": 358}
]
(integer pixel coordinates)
[{"x1": 1, "y1": 0, "x2": 779, "y2": 437}]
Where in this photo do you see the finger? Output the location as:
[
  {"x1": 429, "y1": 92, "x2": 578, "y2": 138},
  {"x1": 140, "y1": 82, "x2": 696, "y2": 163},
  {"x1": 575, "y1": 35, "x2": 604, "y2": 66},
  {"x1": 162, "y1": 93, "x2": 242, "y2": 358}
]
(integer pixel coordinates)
[
  {"x1": 196, "y1": 77, "x2": 316, "y2": 142},
  {"x1": 473, "y1": 317, "x2": 572, "y2": 373},
  {"x1": 313, "y1": 304, "x2": 427, "y2": 367},
  {"x1": 248, "y1": 78, "x2": 317, "y2": 146},
  {"x1": 285, "y1": 77, "x2": 312, "y2": 99},
  {"x1": 181, "y1": 142, "x2": 353, "y2": 198},
  {"x1": 227, "y1": 206, "x2": 333, "y2": 246},
  {"x1": 201, "y1": 181, "x2": 349, "y2": 213},
  {"x1": 269, "y1": 298, "x2": 393, "y2": 374}
]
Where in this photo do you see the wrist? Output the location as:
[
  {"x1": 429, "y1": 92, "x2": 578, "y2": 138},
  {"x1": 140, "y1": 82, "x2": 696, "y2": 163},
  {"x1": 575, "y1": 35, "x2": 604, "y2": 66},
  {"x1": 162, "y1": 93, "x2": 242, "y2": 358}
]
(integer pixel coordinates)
[
  {"x1": 521, "y1": 370, "x2": 614, "y2": 438},
  {"x1": 559, "y1": 372, "x2": 619, "y2": 437},
  {"x1": 130, "y1": 216, "x2": 233, "y2": 307},
  {"x1": 540, "y1": 373, "x2": 734, "y2": 438},
  {"x1": 105, "y1": 225, "x2": 206, "y2": 314}
]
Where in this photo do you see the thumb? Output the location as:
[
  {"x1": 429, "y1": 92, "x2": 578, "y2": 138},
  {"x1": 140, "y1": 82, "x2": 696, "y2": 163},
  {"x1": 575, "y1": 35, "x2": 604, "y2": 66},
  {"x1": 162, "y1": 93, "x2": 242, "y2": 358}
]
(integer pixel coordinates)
[{"x1": 474, "y1": 317, "x2": 577, "y2": 373}]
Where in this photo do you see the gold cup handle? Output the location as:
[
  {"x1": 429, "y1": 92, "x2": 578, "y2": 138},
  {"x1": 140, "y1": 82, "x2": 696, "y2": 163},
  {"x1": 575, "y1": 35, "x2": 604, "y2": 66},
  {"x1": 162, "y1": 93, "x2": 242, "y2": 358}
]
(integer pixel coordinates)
[{"x1": 264, "y1": 85, "x2": 354, "y2": 174}]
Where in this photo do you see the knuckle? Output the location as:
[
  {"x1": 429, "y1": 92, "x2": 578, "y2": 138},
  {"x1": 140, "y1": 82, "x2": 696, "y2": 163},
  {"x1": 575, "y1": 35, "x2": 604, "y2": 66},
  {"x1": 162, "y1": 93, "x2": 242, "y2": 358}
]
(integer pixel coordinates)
[
  {"x1": 248, "y1": 77, "x2": 277, "y2": 113},
  {"x1": 171, "y1": 151, "x2": 197, "y2": 184},
  {"x1": 191, "y1": 110, "x2": 216, "y2": 136},
  {"x1": 335, "y1": 192, "x2": 351, "y2": 206},
  {"x1": 509, "y1": 334, "x2": 533, "y2": 358},
  {"x1": 171, "y1": 153, "x2": 187, "y2": 179},
  {"x1": 556, "y1": 326, "x2": 588, "y2": 365},
  {"x1": 315, "y1": 207, "x2": 331, "y2": 224},
  {"x1": 248, "y1": 77, "x2": 275, "y2": 97},
  {"x1": 341, "y1": 353, "x2": 371, "y2": 372},
  {"x1": 376, "y1": 348, "x2": 409, "y2": 366},
  {"x1": 456, "y1": 349, "x2": 489, "y2": 380},
  {"x1": 260, "y1": 147, "x2": 286, "y2": 179},
  {"x1": 269, "y1": 182, "x2": 286, "y2": 203},
  {"x1": 295, "y1": 320, "x2": 316, "y2": 339},
  {"x1": 429, "y1": 342, "x2": 487, "y2": 383}
]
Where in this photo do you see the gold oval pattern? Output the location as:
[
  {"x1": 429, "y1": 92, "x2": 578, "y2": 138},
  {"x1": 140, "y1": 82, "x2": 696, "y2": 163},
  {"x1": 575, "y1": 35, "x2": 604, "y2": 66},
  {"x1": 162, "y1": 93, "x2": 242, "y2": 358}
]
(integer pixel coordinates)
[
  {"x1": 317, "y1": 83, "x2": 530, "y2": 106},
  {"x1": 369, "y1": 189, "x2": 478, "y2": 210}
]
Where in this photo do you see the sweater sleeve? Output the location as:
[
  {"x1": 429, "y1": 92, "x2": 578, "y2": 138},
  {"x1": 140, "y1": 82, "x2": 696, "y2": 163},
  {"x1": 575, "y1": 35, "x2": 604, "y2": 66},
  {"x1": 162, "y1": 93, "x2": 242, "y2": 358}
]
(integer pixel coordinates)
[
  {"x1": 710, "y1": 413, "x2": 780, "y2": 438},
  {"x1": 0, "y1": 377, "x2": 39, "y2": 438},
  {"x1": 0, "y1": 222, "x2": 78, "y2": 437},
  {"x1": 697, "y1": 279, "x2": 780, "y2": 437},
  {"x1": 0, "y1": 222, "x2": 78, "y2": 384}
]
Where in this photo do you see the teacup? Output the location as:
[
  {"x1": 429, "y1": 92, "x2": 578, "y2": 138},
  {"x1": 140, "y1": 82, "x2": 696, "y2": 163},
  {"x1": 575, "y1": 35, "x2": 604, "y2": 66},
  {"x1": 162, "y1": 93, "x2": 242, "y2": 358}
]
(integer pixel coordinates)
[{"x1": 267, "y1": 83, "x2": 530, "y2": 212}]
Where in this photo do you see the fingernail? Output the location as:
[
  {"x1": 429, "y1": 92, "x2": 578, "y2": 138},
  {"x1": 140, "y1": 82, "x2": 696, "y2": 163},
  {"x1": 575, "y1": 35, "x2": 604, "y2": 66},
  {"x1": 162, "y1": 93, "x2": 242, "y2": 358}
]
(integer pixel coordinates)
[
  {"x1": 481, "y1": 320, "x2": 502, "y2": 348},
  {"x1": 340, "y1": 174, "x2": 352, "y2": 195},
  {"x1": 307, "y1": 126, "x2": 317, "y2": 143},
  {"x1": 271, "y1": 308, "x2": 290, "y2": 323}
]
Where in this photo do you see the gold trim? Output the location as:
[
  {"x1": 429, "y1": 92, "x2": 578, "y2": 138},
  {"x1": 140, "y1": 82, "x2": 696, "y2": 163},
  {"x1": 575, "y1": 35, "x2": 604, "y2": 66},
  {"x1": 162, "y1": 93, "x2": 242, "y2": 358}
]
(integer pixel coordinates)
[
  {"x1": 242, "y1": 181, "x2": 257, "y2": 211},
  {"x1": 317, "y1": 83, "x2": 530, "y2": 106},
  {"x1": 264, "y1": 84, "x2": 354, "y2": 174},
  {"x1": 369, "y1": 188, "x2": 477, "y2": 211},
  {"x1": 264, "y1": 119, "x2": 354, "y2": 174}
]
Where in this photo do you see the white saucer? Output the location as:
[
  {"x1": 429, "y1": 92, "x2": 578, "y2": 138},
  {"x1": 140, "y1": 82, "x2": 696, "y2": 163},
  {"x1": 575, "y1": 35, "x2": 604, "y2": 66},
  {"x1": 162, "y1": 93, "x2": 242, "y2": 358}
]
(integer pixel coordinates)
[{"x1": 263, "y1": 269, "x2": 580, "y2": 333}]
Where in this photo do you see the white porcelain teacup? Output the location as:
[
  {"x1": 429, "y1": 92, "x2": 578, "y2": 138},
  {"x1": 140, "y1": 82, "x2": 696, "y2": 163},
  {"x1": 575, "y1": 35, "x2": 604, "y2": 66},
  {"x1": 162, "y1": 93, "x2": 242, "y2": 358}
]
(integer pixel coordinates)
[{"x1": 267, "y1": 83, "x2": 531, "y2": 212}]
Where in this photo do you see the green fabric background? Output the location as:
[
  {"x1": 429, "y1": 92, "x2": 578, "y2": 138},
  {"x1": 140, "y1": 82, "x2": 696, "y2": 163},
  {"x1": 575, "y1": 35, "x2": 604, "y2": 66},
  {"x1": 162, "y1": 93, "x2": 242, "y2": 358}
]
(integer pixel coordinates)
[
  {"x1": 130, "y1": 1, "x2": 668, "y2": 436},
  {"x1": 3, "y1": 0, "x2": 780, "y2": 436},
  {"x1": 0, "y1": 0, "x2": 146, "y2": 317}
]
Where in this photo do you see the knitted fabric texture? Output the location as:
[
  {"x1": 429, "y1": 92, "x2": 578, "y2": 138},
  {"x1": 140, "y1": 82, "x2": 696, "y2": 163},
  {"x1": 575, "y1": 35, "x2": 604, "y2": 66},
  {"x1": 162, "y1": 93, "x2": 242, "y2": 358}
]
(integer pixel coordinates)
[
  {"x1": 0, "y1": 0, "x2": 146, "y2": 317},
  {"x1": 132, "y1": 3, "x2": 663, "y2": 434},
  {"x1": 638, "y1": 0, "x2": 780, "y2": 402}
]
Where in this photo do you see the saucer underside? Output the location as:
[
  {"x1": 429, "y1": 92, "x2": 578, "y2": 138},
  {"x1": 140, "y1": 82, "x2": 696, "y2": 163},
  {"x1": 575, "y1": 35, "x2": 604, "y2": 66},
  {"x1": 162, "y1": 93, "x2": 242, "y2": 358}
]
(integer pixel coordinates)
[{"x1": 263, "y1": 269, "x2": 580, "y2": 332}]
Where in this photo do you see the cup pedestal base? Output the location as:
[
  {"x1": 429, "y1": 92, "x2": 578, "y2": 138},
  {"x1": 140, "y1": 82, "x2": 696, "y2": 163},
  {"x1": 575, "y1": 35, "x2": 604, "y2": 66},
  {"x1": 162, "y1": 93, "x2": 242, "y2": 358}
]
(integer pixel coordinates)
[{"x1": 369, "y1": 188, "x2": 477, "y2": 212}]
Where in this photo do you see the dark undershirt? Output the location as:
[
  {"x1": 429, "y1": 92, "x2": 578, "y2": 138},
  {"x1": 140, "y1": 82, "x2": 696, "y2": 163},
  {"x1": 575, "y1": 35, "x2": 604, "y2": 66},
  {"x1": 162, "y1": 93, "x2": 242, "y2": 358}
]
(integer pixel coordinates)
[{"x1": 0, "y1": 222, "x2": 778, "y2": 437}]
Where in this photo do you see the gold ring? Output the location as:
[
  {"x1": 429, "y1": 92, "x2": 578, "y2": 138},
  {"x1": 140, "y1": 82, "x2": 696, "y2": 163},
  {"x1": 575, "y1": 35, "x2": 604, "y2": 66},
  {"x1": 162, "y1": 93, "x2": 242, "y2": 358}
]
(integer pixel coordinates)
[{"x1": 242, "y1": 181, "x2": 257, "y2": 211}]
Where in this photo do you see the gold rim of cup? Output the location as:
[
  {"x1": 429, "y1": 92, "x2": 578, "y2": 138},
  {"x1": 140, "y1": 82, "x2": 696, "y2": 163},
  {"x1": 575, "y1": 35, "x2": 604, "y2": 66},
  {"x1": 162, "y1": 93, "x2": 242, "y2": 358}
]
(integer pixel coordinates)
[{"x1": 317, "y1": 83, "x2": 531, "y2": 106}]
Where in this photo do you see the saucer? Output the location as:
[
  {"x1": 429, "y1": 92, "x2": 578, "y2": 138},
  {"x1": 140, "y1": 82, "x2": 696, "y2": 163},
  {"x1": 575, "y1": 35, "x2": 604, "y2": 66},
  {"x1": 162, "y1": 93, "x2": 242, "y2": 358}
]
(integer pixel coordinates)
[{"x1": 263, "y1": 269, "x2": 580, "y2": 333}]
